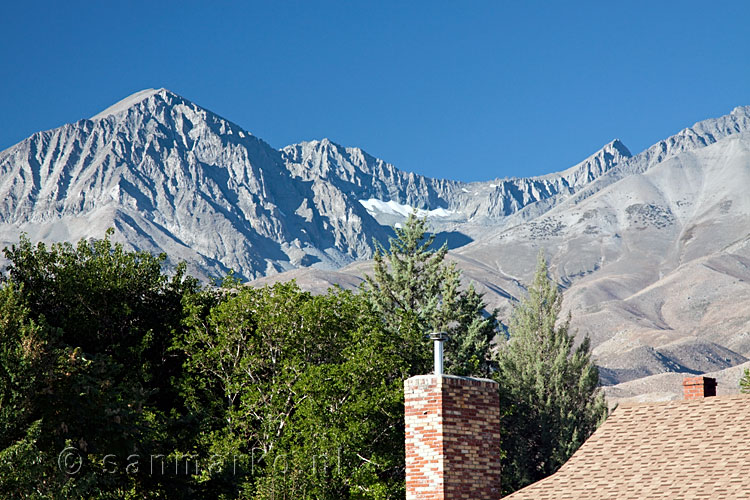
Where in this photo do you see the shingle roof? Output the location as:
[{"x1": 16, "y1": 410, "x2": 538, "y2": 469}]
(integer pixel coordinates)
[{"x1": 505, "y1": 394, "x2": 750, "y2": 499}]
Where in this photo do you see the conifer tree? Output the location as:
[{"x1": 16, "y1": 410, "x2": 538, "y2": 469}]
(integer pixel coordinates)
[
  {"x1": 495, "y1": 251, "x2": 607, "y2": 494},
  {"x1": 364, "y1": 212, "x2": 497, "y2": 376},
  {"x1": 740, "y1": 368, "x2": 750, "y2": 394}
]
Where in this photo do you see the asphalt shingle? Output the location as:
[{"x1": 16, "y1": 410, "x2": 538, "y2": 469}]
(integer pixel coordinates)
[{"x1": 505, "y1": 394, "x2": 750, "y2": 499}]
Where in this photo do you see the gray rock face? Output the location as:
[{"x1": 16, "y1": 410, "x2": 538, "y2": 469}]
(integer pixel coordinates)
[
  {"x1": 2, "y1": 88, "x2": 750, "y2": 395},
  {"x1": 0, "y1": 88, "x2": 633, "y2": 279},
  {"x1": 0, "y1": 89, "x2": 391, "y2": 279}
]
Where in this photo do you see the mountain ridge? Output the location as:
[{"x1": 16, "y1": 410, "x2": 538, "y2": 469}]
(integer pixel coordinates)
[
  {"x1": 2, "y1": 89, "x2": 750, "y2": 398},
  {"x1": 0, "y1": 88, "x2": 650, "y2": 278}
]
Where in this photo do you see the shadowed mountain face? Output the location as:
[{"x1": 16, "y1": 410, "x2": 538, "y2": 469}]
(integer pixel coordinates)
[{"x1": 2, "y1": 88, "x2": 750, "y2": 394}]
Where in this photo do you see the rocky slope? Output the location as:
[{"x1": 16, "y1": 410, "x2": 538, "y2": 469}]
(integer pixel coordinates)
[
  {"x1": 0, "y1": 89, "x2": 390, "y2": 279},
  {"x1": 0, "y1": 88, "x2": 632, "y2": 279},
  {"x1": 254, "y1": 105, "x2": 750, "y2": 391},
  {"x1": 2, "y1": 88, "x2": 750, "y2": 393}
]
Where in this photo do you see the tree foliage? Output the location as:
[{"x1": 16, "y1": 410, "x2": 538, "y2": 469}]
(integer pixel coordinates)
[
  {"x1": 0, "y1": 231, "x2": 424, "y2": 499},
  {"x1": 494, "y1": 252, "x2": 607, "y2": 494},
  {"x1": 0, "y1": 231, "x2": 200, "y2": 498},
  {"x1": 0, "y1": 229, "x2": 613, "y2": 498},
  {"x1": 364, "y1": 212, "x2": 497, "y2": 376},
  {"x1": 0, "y1": 283, "x2": 62, "y2": 498},
  {"x1": 741, "y1": 368, "x2": 750, "y2": 394},
  {"x1": 179, "y1": 282, "x2": 413, "y2": 499}
]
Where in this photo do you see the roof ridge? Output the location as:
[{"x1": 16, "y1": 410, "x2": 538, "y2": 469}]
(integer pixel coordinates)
[{"x1": 615, "y1": 392, "x2": 750, "y2": 409}]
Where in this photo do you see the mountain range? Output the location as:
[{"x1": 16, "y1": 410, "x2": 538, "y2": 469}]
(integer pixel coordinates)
[{"x1": 2, "y1": 88, "x2": 750, "y2": 402}]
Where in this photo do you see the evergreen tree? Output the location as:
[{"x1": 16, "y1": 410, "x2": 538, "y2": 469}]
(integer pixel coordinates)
[
  {"x1": 495, "y1": 252, "x2": 607, "y2": 494},
  {"x1": 364, "y1": 212, "x2": 497, "y2": 376},
  {"x1": 740, "y1": 368, "x2": 750, "y2": 394}
]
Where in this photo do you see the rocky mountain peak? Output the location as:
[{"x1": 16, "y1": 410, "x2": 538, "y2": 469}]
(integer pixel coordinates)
[
  {"x1": 606, "y1": 139, "x2": 632, "y2": 158},
  {"x1": 2, "y1": 91, "x2": 749, "y2": 284},
  {"x1": 90, "y1": 88, "x2": 167, "y2": 120}
]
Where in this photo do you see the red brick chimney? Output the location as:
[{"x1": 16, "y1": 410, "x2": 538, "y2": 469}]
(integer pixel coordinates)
[
  {"x1": 682, "y1": 376, "x2": 717, "y2": 399},
  {"x1": 404, "y1": 375, "x2": 501, "y2": 500}
]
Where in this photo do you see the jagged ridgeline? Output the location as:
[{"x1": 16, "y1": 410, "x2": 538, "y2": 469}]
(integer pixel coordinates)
[
  {"x1": 1, "y1": 88, "x2": 644, "y2": 281},
  {"x1": 2, "y1": 89, "x2": 750, "y2": 394}
]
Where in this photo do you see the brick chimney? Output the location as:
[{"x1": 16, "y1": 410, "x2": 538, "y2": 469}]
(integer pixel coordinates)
[
  {"x1": 404, "y1": 375, "x2": 501, "y2": 500},
  {"x1": 682, "y1": 376, "x2": 717, "y2": 399}
]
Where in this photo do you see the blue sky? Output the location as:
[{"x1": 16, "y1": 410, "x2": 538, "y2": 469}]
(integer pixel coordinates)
[{"x1": 1, "y1": 1, "x2": 748, "y2": 182}]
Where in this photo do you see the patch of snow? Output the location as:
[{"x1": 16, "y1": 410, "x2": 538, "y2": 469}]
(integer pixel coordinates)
[{"x1": 359, "y1": 199, "x2": 455, "y2": 218}]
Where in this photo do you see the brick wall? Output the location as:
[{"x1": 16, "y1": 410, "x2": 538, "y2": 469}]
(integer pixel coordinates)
[
  {"x1": 404, "y1": 374, "x2": 501, "y2": 500},
  {"x1": 682, "y1": 376, "x2": 717, "y2": 399}
]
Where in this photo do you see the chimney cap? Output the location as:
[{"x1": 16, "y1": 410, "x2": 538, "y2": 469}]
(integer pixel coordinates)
[
  {"x1": 682, "y1": 376, "x2": 718, "y2": 386},
  {"x1": 427, "y1": 331, "x2": 450, "y2": 341}
]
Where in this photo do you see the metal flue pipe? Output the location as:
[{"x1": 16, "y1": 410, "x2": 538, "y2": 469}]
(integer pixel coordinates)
[{"x1": 428, "y1": 332, "x2": 449, "y2": 376}]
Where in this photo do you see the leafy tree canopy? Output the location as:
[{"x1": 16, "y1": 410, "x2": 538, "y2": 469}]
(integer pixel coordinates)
[
  {"x1": 0, "y1": 231, "x2": 200, "y2": 498},
  {"x1": 179, "y1": 281, "x2": 415, "y2": 499}
]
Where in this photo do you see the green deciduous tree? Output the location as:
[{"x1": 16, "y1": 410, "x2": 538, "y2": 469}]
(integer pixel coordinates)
[
  {"x1": 0, "y1": 231, "x2": 200, "y2": 498},
  {"x1": 0, "y1": 283, "x2": 65, "y2": 498},
  {"x1": 364, "y1": 212, "x2": 497, "y2": 376},
  {"x1": 179, "y1": 281, "x2": 411, "y2": 499},
  {"x1": 494, "y1": 252, "x2": 607, "y2": 495}
]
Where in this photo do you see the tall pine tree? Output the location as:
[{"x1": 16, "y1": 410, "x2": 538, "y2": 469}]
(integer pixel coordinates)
[
  {"x1": 364, "y1": 212, "x2": 497, "y2": 376},
  {"x1": 495, "y1": 251, "x2": 607, "y2": 494}
]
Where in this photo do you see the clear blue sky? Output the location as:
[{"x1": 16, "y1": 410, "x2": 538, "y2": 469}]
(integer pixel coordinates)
[{"x1": 1, "y1": 1, "x2": 748, "y2": 182}]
